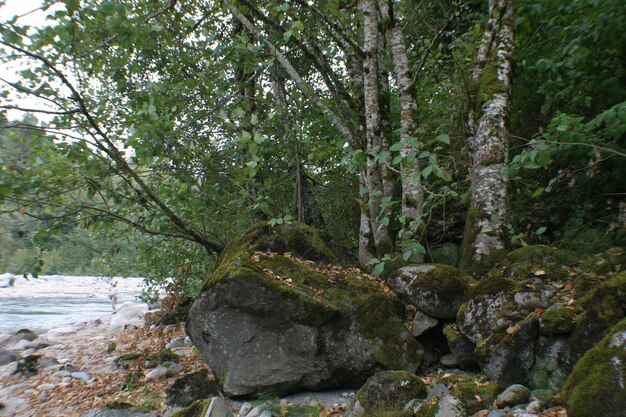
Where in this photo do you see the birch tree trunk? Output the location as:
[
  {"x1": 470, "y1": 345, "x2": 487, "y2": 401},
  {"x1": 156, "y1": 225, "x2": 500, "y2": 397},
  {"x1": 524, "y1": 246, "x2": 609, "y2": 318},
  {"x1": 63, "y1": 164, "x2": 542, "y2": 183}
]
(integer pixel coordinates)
[
  {"x1": 361, "y1": 0, "x2": 394, "y2": 257},
  {"x1": 460, "y1": 0, "x2": 514, "y2": 273},
  {"x1": 379, "y1": 0, "x2": 424, "y2": 262}
]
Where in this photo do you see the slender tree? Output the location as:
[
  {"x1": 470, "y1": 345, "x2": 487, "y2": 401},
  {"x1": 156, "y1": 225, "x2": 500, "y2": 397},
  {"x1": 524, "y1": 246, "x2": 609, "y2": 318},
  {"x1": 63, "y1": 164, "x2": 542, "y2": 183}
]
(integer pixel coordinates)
[{"x1": 460, "y1": 0, "x2": 514, "y2": 273}]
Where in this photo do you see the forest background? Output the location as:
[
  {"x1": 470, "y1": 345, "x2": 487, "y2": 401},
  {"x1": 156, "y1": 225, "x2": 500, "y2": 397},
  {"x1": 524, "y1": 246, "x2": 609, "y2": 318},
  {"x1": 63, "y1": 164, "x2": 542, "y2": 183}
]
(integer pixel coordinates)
[{"x1": 0, "y1": 0, "x2": 624, "y2": 298}]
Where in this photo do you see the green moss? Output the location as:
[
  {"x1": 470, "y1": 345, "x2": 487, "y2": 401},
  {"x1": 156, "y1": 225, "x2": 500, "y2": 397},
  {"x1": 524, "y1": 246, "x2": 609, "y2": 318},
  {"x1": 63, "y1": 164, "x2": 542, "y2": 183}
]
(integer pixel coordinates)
[
  {"x1": 540, "y1": 308, "x2": 575, "y2": 336},
  {"x1": 562, "y1": 318, "x2": 626, "y2": 417},
  {"x1": 504, "y1": 245, "x2": 577, "y2": 267},
  {"x1": 569, "y1": 272, "x2": 626, "y2": 360},
  {"x1": 283, "y1": 404, "x2": 324, "y2": 417},
  {"x1": 437, "y1": 375, "x2": 501, "y2": 414},
  {"x1": 466, "y1": 270, "x2": 521, "y2": 299},
  {"x1": 443, "y1": 323, "x2": 464, "y2": 344},
  {"x1": 170, "y1": 399, "x2": 212, "y2": 417}
]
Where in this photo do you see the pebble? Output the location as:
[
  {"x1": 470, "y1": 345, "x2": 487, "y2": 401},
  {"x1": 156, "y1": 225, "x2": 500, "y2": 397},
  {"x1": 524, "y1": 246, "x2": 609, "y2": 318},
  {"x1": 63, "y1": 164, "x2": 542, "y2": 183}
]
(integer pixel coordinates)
[
  {"x1": 246, "y1": 406, "x2": 264, "y2": 417},
  {"x1": 71, "y1": 371, "x2": 91, "y2": 381},
  {"x1": 38, "y1": 383, "x2": 56, "y2": 390},
  {"x1": 486, "y1": 411, "x2": 507, "y2": 417},
  {"x1": 440, "y1": 353, "x2": 460, "y2": 368},
  {"x1": 279, "y1": 399, "x2": 289, "y2": 407},
  {"x1": 258, "y1": 411, "x2": 272, "y2": 417},
  {"x1": 238, "y1": 402, "x2": 252, "y2": 417},
  {"x1": 495, "y1": 384, "x2": 531, "y2": 408},
  {"x1": 526, "y1": 400, "x2": 543, "y2": 413}
]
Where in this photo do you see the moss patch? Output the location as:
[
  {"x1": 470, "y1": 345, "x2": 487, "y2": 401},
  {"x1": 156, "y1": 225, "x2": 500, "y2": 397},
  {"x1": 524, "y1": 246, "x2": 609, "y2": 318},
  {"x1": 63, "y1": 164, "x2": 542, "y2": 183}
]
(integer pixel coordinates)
[
  {"x1": 540, "y1": 308, "x2": 575, "y2": 336},
  {"x1": 437, "y1": 374, "x2": 501, "y2": 414},
  {"x1": 170, "y1": 399, "x2": 212, "y2": 417},
  {"x1": 562, "y1": 318, "x2": 626, "y2": 417},
  {"x1": 504, "y1": 245, "x2": 577, "y2": 267}
]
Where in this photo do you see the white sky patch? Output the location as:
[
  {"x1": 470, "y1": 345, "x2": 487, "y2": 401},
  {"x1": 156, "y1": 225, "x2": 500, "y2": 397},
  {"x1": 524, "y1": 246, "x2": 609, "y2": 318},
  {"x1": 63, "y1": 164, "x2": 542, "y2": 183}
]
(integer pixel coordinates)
[{"x1": 1, "y1": 0, "x2": 64, "y2": 122}]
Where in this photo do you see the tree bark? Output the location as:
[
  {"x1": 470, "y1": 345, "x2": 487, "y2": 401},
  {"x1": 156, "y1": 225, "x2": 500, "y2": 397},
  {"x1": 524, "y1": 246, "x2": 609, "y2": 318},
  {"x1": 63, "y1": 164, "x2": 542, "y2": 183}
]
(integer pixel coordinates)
[
  {"x1": 379, "y1": 0, "x2": 424, "y2": 261},
  {"x1": 460, "y1": 0, "x2": 514, "y2": 273},
  {"x1": 361, "y1": 0, "x2": 393, "y2": 257}
]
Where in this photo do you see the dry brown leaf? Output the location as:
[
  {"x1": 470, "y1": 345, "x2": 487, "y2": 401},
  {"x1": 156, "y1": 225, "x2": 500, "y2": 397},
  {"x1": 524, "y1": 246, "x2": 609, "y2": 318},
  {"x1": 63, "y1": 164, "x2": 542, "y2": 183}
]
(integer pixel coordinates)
[
  {"x1": 535, "y1": 270, "x2": 547, "y2": 276},
  {"x1": 506, "y1": 325, "x2": 519, "y2": 335}
]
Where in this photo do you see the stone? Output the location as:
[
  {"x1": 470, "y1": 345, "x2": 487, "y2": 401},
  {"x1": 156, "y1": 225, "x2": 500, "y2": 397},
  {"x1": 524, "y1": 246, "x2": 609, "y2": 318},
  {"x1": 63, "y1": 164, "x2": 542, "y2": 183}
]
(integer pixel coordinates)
[
  {"x1": 486, "y1": 411, "x2": 506, "y2": 417},
  {"x1": 166, "y1": 337, "x2": 189, "y2": 349},
  {"x1": 495, "y1": 384, "x2": 531, "y2": 408},
  {"x1": 258, "y1": 412, "x2": 272, "y2": 417},
  {"x1": 110, "y1": 302, "x2": 148, "y2": 332},
  {"x1": 436, "y1": 395, "x2": 467, "y2": 417},
  {"x1": 71, "y1": 371, "x2": 91, "y2": 381},
  {"x1": 187, "y1": 222, "x2": 423, "y2": 396},
  {"x1": 80, "y1": 404, "x2": 158, "y2": 417},
  {"x1": 238, "y1": 403, "x2": 252, "y2": 417},
  {"x1": 440, "y1": 354, "x2": 459, "y2": 368},
  {"x1": 0, "y1": 348, "x2": 17, "y2": 365},
  {"x1": 562, "y1": 317, "x2": 626, "y2": 417},
  {"x1": 443, "y1": 324, "x2": 478, "y2": 370},
  {"x1": 145, "y1": 362, "x2": 182, "y2": 380},
  {"x1": 475, "y1": 317, "x2": 539, "y2": 386},
  {"x1": 388, "y1": 264, "x2": 475, "y2": 319},
  {"x1": 166, "y1": 369, "x2": 220, "y2": 407},
  {"x1": 514, "y1": 292, "x2": 546, "y2": 310},
  {"x1": 412, "y1": 311, "x2": 439, "y2": 336},
  {"x1": 472, "y1": 412, "x2": 490, "y2": 417},
  {"x1": 345, "y1": 370, "x2": 427, "y2": 417},
  {"x1": 36, "y1": 356, "x2": 59, "y2": 369},
  {"x1": 426, "y1": 383, "x2": 450, "y2": 401},
  {"x1": 525, "y1": 400, "x2": 543, "y2": 414},
  {"x1": 205, "y1": 397, "x2": 234, "y2": 417},
  {"x1": 13, "y1": 354, "x2": 41, "y2": 376}
]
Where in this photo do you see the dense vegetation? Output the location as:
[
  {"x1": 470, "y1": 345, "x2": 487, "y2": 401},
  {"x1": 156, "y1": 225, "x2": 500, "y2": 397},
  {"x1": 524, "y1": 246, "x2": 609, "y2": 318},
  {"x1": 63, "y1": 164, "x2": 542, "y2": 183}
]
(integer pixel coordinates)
[{"x1": 0, "y1": 0, "x2": 624, "y2": 295}]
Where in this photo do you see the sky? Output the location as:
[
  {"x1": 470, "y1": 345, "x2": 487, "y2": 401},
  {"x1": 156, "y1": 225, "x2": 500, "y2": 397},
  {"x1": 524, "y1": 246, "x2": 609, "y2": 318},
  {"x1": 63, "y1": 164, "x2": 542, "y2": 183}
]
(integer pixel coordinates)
[{"x1": 1, "y1": 0, "x2": 63, "y2": 121}]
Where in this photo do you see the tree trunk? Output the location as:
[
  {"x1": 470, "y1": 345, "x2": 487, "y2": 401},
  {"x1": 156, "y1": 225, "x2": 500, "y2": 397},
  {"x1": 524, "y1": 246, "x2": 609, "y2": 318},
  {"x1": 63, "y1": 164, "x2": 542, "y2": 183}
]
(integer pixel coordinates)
[
  {"x1": 379, "y1": 0, "x2": 424, "y2": 262},
  {"x1": 460, "y1": 0, "x2": 514, "y2": 273},
  {"x1": 361, "y1": 0, "x2": 393, "y2": 257}
]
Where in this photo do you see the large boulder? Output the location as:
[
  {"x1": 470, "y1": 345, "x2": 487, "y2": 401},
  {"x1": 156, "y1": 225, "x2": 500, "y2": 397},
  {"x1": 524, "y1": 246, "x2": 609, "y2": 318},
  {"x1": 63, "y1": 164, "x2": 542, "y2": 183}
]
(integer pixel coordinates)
[
  {"x1": 387, "y1": 264, "x2": 475, "y2": 320},
  {"x1": 562, "y1": 318, "x2": 626, "y2": 417},
  {"x1": 186, "y1": 222, "x2": 423, "y2": 397}
]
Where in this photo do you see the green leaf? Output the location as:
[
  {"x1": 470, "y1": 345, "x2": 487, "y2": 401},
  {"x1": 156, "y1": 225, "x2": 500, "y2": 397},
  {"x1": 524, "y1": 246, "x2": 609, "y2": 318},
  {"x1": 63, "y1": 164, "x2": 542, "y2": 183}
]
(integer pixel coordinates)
[
  {"x1": 422, "y1": 165, "x2": 433, "y2": 178},
  {"x1": 536, "y1": 226, "x2": 547, "y2": 235},
  {"x1": 532, "y1": 187, "x2": 544, "y2": 198},
  {"x1": 389, "y1": 142, "x2": 403, "y2": 152},
  {"x1": 402, "y1": 250, "x2": 412, "y2": 262},
  {"x1": 373, "y1": 262, "x2": 385, "y2": 277},
  {"x1": 435, "y1": 134, "x2": 450, "y2": 145}
]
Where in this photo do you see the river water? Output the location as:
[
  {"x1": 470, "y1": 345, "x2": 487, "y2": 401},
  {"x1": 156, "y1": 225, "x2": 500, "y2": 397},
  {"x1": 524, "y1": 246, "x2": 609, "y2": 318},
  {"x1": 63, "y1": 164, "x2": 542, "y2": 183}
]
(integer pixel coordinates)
[{"x1": 0, "y1": 274, "x2": 144, "y2": 334}]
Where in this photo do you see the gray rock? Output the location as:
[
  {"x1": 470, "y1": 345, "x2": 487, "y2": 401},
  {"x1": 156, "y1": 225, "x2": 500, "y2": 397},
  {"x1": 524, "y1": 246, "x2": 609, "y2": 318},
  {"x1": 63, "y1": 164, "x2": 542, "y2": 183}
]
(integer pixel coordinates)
[
  {"x1": 187, "y1": 223, "x2": 423, "y2": 396},
  {"x1": 258, "y1": 412, "x2": 272, "y2": 417},
  {"x1": 486, "y1": 411, "x2": 506, "y2": 417},
  {"x1": 37, "y1": 356, "x2": 60, "y2": 368},
  {"x1": 443, "y1": 324, "x2": 478, "y2": 370},
  {"x1": 508, "y1": 412, "x2": 537, "y2": 417},
  {"x1": 0, "y1": 348, "x2": 18, "y2": 365},
  {"x1": 71, "y1": 371, "x2": 91, "y2": 381},
  {"x1": 79, "y1": 406, "x2": 158, "y2": 417},
  {"x1": 495, "y1": 384, "x2": 531, "y2": 408},
  {"x1": 166, "y1": 369, "x2": 220, "y2": 407},
  {"x1": 426, "y1": 383, "x2": 450, "y2": 401},
  {"x1": 436, "y1": 395, "x2": 467, "y2": 417},
  {"x1": 412, "y1": 311, "x2": 439, "y2": 336},
  {"x1": 458, "y1": 285, "x2": 511, "y2": 344},
  {"x1": 238, "y1": 402, "x2": 252, "y2": 417},
  {"x1": 387, "y1": 264, "x2": 475, "y2": 319},
  {"x1": 166, "y1": 337, "x2": 189, "y2": 349},
  {"x1": 145, "y1": 366, "x2": 168, "y2": 380},
  {"x1": 525, "y1": 400, "x2": 543, "y2": 413},
  {"x1": 345, "y1": 370, "x2": 427, "y2": 417},
  {"x1": 475, "y1": 318, "x2": 539, "y2": 385},
  {"x1": 245, "y1": 406, "x2": 265, "y2": 417},
  {"x1": 205, "y1": 397, "x2": 234, "y2": 417},
  {"x1": 440, "y1": 354, "x2": 459, "y2": 368},
  {"x1": 514, "y1": 292, "x2": 546, "y2": 310}
]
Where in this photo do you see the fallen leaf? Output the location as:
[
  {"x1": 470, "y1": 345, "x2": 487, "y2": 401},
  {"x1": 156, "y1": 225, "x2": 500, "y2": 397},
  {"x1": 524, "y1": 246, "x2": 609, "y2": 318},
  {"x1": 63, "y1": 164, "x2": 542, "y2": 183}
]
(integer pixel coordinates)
[
  {"x1": 506, "y1": 326, "x2": 519, "y2": 335},
  {"x1": 535, "y1": 270, "x2": 547, "y2": 276}
]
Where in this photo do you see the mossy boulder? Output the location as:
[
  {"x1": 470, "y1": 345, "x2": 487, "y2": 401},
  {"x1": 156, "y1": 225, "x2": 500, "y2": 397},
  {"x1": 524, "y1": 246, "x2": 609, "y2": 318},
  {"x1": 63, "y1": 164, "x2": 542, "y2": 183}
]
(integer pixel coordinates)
[
  {"x1": 187, "y1": 222, "x2": 423, "y2": 396},
  {"x1": 562, "y1": 318, "x2": 626, "y2": 417},
  {"x1": 345, "y1": 370, "x2": 427, "y2": 417},
  {"x1": 387, "y1": 264, "x2": 475, "y2": 319},
  {"x1": 567, "y1": 272, "x2": 626, "y2": 363},
  {"x1": 435, "y1": 374, "x2": 500, "y2": 415},
  {"x1": 457, "y1": 270, "x2": 522, "y2": 343}
]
